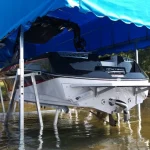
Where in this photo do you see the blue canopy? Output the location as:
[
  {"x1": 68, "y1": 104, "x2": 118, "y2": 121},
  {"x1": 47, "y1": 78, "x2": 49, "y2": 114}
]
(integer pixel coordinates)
[
  {"x1": 1, "y1": 0, "x2": 150, "y2": 40},
  {"x1": 34, "y1": 7, "x2": 150, "y2": 56},
  {"x1": 0, "y1": 0, "x2": 150, "y2": 67}
]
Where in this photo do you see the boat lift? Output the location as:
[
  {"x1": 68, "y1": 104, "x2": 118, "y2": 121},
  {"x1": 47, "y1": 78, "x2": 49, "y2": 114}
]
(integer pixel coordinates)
[
  {"x1": 0, "y1": 71, "x2": 43, "y2": 127},
  {"x1": 136, "y1": 49, "x2": 142, "y2": 121},
  {"x1": 0, "y1": 26, "x2": 43, "y2": 129},
  {"x1": 0, "y1": 26, "x2": 149, "y2": 131},
  {"x1": 0, "y1": 69, "x2": 62, "y2": 127}
]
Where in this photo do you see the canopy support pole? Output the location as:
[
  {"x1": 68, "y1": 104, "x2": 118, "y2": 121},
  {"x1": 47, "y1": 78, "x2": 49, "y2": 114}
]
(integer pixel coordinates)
[
  {"x1": 19, "y1": 25, "x2": 24, "y2": 131},
  {"x1": 136, "y1": 49, "x2": 141, "y2": 121},
  {"x1": 19, "y1": 130, "x2": 25, "y2": 150},
  {"x1": 136, "y1": 49, "x2": 139, "y2": 64}
]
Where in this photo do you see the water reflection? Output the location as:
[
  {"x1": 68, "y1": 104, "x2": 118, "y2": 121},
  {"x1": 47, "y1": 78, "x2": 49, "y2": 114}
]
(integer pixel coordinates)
[
  {"x1": 136, "y1": 114, "x2": 150, "y2": 149},
  {"x1": 37, "y1": 127, "x2": 43, "y2": 150},
  {"x1": 53, "y1": 125, "x2": 60, "y2": 148},
  {"x1": 84, "y1": 112, "x2": 93, "y2": 137},
  {"x1": 117, "y1": 113, "x2": 121, "y2": 135},
  {"x1": 75, "y1": 109, "x2": 79, "y2": 124},
  {"x1": 0, "y1": 100, "x2": 150, "y2": 149},
  {"x1": 19, "y1": 130, "x2": 25, "y2": 150},
  {"x1": 127, "y1": 121, "x2": 133, "y2": 134}
]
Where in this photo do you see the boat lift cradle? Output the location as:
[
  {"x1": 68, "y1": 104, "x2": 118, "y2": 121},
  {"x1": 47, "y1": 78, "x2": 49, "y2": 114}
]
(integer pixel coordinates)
[
  {"x1": 0, "y1": 27, "x2": 149, "y2": 129},
  {"x1": 0, "y1": 71, "x2": 150, "y2": 127}
]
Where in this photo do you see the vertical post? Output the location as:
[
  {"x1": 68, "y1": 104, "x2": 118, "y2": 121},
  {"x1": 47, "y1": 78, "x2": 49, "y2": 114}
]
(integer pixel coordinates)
[
  {"x1": 136, "y1": 49, "x2": 142, "y2": 142},
  {"x1": 54, "y1": 125, "x2": 60, "y2": 148},
  {"x1": 136, "y1": 49, "x2": 141, "y2": 121},
  {"x1": 53, "y1": 109, "x2": 60, "y2": 126},
  {"x1": 19, "y1": 25, "x2": 24, "y2": 130},
  {"x1": 13, "y1": 102, "x2": 17, "y2": 112},
  {"x1": 5, "y1": 71, "x2": 18, "y2": 124},
  {"x1": 127, "y1": 121, "x2": 133, "y2": 134},
  {"x1": 117, "y1": 113, "x2": 120, "y2": 133},
  {"x1": 0, "y1": 86, "x2": 5, "y2": 113},
  {"x1": 136, "y1": 49, "x2": 139, "y2": 64},
  {"x1": 38, "y1": 127, "x2": 43, "y2": 150},
  {"x1": 19, "y1": 130, "x2": 25, "y2": 150},
  {"x1": 31, "y1": 74, "x2": 43, "y2": 127}
]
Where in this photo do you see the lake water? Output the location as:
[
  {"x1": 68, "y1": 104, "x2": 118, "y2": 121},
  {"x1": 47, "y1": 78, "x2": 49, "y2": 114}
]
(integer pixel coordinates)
[{"x1": 0, "y1": 99, "x2": 150, "y2": 150}]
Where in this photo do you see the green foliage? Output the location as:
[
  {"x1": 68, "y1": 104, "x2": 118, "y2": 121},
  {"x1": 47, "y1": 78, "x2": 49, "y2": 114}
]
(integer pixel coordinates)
[
  {"x1": 0, "y1": 81, "x2": 8, "y2": 100},
  {"x1": 138, "y1": 48, "x2": 150, "y2": 72},
  {"x1": 100, "y1": 48, "x2": 150, "y2": 78},
  {"x1": 119, "y1": 48, "x2": 150, "y2": 72},
  {"x1": 117, "y1": 48, "x2": 150, "y2": 78}
]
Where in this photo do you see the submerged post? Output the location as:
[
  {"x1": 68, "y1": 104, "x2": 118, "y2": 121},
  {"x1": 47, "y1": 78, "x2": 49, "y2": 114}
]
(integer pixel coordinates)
[
  {"x1": 19, "y1": 26, "x2": 24, "y2": 130},
  {"x1": 54, "y1": 109, "x2": 60, "y2": 126},
  {"x1": 136, "y1": 49, "x2": 141, "y2": 121}
]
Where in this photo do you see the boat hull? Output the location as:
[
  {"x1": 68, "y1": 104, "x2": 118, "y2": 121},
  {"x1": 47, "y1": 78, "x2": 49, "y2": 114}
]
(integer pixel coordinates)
[{"x1": 13, "y1": 76, "x2": 149, "y2": 114}]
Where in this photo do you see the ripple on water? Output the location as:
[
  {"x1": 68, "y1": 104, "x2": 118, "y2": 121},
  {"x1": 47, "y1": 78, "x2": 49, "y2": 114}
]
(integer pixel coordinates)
[{"x1": 0, "y1": 100, "x2": 149, "y2": 149}]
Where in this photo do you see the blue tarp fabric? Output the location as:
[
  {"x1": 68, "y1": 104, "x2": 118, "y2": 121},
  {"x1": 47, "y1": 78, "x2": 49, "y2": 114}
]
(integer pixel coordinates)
[
  {"x1": 1, "y1": 0, "x2": 150, "y2": 40},
  {"x1": 0, "y1": 0, "x2": 150, "y2": 67},
  {"x1": 34, "y1": 7, "x2": 150, "y2": 56}
]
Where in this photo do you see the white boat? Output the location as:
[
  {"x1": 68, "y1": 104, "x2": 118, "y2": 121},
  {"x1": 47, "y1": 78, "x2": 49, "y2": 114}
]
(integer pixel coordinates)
[{"x1": 1, "y1": 52, "x2": 150, "y2": 122}]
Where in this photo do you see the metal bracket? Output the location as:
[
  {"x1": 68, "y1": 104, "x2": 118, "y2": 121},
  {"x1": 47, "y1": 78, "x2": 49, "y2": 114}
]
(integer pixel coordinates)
[
  {"x1": 96, "y1": 87, "x2": 115, "y2": 97},
  {"x1": 4, "y1": 71, "x2": 43, "y2": 127},
  {"x1": 75, "y1": 90, "x2": 93, "y2": 101},
  {"x1": 87, "y1": 86, "x2": 114, "y2": 97},
  {"x1": 0, "y1": 71, "x2": 41, "y2": 80},
  {"x1": 135, "y1": 87, "x2": 150, "y2": 95}
]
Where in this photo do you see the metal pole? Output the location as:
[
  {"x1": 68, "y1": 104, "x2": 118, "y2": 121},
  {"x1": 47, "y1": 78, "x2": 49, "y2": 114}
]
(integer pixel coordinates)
[
  {"x1": 0, "y1": 86, "x2": 5, "y2": 113},
  {"x1": 127, "y1": 121, "x2": 133, "y2": 134},
  {"x1": 136, "y1": 49, "x2": 141, "y2": 121},
  {"x1": 136, "y1": 50, "x2": 142, "y2": 140},
  {"x1": 38, "y1": 127, "x2": 43, "y2": 150},
  {"x1": 19, "y1": 130, "x2": 25, "y2": 150},
  {"x1": 31, "y1": 74, "x2": 43, "y2": 127},
  {"x1": 117, "y1": 113, "x2": 120, "y2": 134},
  {"x1": 54, "y1": 125, "x2": 60, "y2": 148},
  {"x1": 13, "y1": 102, "x2": 17, "y2": 112},
  {"x1": 136, "y1": 49, "x2": 139, "y2": 64},
  {"x1": 138, "y1": 118, "x2": 142, "y2": 140},
  {"x1": 54, "y1": 109, "x2": 60, "y2": 126},
  {"x1": 5, "y1": 73, "x2": 18, "y2": 124},
  {"x1": 19, "y1": 25, "x2": 24, "y2": 130}
]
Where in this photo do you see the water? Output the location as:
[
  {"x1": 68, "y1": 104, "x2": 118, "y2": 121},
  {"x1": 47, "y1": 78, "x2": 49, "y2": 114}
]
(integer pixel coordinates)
[{"x1": 0, "y1": 99, "x2": 150, "y2": 150}]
